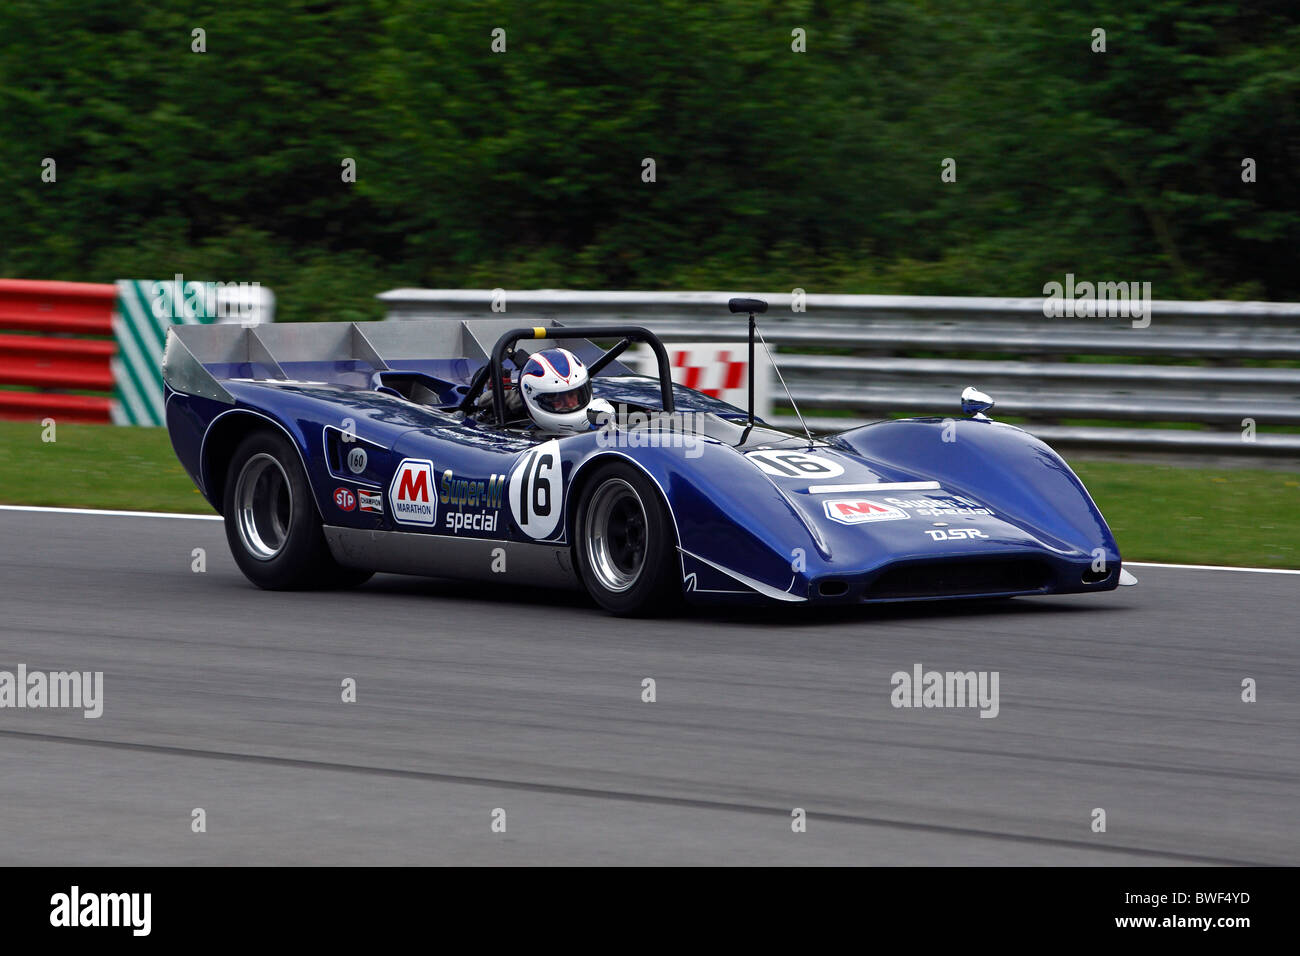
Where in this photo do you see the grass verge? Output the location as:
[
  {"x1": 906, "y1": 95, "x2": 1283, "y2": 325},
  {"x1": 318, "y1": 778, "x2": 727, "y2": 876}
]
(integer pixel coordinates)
[
  {"x1": 0, "y1": 421, "x2": 215, "y2": 514},
  {"x1": 1070, "y1": 460, "x2": 1299, "y2": 569}
]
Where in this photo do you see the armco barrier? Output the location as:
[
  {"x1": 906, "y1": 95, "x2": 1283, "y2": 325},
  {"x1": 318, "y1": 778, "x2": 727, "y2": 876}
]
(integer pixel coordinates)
[
  {"x1": 0, "y1": 280, "x2": 118, "y2": 423},
  {"x1": 378, "y1": 289, "x2": 1300, "y2": 457},
  {"x1": 0, "y1": 278, "x2": 274, "y2": 426}
]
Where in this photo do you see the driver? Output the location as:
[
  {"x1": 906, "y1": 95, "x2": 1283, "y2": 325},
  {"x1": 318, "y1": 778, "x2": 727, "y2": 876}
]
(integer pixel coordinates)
[{"x1": 518, "y1": 347, "x2": 609, "y2": 434}]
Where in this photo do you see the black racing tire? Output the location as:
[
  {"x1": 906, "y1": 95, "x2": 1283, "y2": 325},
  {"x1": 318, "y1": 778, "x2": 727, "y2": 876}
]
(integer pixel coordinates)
[
  {"x1": 572, "y1": 462, "x2": 680, "y2": 616},
  {"x1": 222, "y1": 430, "x2": 374, "y2": 590}
]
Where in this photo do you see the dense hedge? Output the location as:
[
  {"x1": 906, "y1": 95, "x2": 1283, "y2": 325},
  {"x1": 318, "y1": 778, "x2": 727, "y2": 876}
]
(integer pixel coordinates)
[{"x1": 1, "y1": 0, "x2": 1296, "y2": 321}]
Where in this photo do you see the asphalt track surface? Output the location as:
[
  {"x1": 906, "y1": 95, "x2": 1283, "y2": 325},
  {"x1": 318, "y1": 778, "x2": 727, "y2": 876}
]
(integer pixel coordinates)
[{"x1": 1, "y1": 508, "x2": 1296, "y2": 865}]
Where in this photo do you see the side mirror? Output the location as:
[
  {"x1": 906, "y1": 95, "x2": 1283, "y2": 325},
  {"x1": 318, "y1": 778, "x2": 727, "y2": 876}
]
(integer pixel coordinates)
[
  {"x1": 728, "y1": 297, "x2": 768, "y2": 314},
  {"x1": 961, "y1": 386, "x2": 995, "y2": 419}
]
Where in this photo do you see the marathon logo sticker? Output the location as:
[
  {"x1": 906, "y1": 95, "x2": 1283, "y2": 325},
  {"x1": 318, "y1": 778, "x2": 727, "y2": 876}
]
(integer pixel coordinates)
[
  {"x1": 389, "y1": 458, "x2": 436, "y2": 525},
  {"x1": 883, "y1": 495, "x2": 994, "y2": 518},
  {"x1": 440, "y1": 469, "x2": 505, "y2": 534},
  {"x1": 823, "y1": 499, "x2": 910, "y2": 525},
  {"x1": 358, "y1": 489, "x2": 383, "y2": 513},
  {"x1": 333, "y1": 487, "x2": 356, "y2": 512}
]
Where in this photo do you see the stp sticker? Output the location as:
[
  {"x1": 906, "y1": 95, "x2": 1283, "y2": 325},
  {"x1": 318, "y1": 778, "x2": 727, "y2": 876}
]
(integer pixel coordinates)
[
  {"x1": 389, "y1": 458, "x2": 436, "y2": 525},
  {"x1": 346, "y1": 446, "x2": 368, "y2": 475},
  {"x1": 333, "y1": 487, "x2": 356, "y2": 512},
  {"x1": 823, "y1": 498, "x2": 909, "y2": 525},
  {"x1": 358, "y1": 489, "x2": 383, "y2": 513}
]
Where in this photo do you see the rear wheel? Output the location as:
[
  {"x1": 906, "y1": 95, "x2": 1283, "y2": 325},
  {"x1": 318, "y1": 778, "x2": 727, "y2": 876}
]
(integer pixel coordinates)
[
  {"x1": 222, "y1": 430, "x2": 373, "y2": 590},
  {"x1": 573, "y1": 463, "x2": 680, "y2": 615}
]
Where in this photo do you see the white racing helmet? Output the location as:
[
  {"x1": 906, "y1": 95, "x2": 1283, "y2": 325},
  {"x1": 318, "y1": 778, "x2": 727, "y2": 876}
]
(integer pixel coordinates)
[{"x1": 519, "y1": 347, "x2": 593, "y2": 433}]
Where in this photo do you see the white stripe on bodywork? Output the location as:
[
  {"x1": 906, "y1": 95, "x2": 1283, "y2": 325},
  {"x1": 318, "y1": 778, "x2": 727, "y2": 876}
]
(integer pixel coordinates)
[{"x1": 806, "y1": 481, "x2": 942, "y2": 494}]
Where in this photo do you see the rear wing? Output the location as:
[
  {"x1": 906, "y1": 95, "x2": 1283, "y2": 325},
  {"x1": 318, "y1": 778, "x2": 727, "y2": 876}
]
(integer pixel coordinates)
[{"x1": 162, "y1": 318, "x2": 625, "y2": 400}]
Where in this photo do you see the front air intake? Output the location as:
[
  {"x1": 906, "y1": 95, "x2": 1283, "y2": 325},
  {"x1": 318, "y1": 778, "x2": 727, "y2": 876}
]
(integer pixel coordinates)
[{"x1": 864, "y1": 558, "x2": 1052, "y2": 600}]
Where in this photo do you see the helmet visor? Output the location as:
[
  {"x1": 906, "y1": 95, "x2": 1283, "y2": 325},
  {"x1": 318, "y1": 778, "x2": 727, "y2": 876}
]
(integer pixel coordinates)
[{"x1": 535, "y1": 381, "x2": 591, "y2": 414}]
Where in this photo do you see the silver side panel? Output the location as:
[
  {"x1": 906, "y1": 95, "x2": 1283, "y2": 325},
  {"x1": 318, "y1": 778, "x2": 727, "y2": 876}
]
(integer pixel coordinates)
[
  {"x1": 161, "y1": 328, "x2": 235, "y2": 403},
  {"x1": 169, "y1": 318, "x2": 605, "y2": 372},
  {"x1": 353, "y1": 319, "x2": 467, "y2": 362},
  {"x1": 322, "y1": 526, "x2": 580, "y2": 590}
]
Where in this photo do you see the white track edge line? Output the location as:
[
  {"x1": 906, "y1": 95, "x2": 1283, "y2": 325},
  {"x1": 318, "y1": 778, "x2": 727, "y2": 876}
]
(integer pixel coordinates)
[
  {"x1": 1124, "y1": 560, "x2": 1300, "y2": 575},
  {"x1": 0, "y1": 504, "x2": 221, "y2": 521}
]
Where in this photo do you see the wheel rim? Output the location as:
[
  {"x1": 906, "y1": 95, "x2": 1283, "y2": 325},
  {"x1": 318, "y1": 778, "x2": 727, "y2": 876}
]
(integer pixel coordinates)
[
  {"x1": 233, "y1": 453, "x2": 293, "y2": 560},
  {"x1": 583, "y1": 478, "x2": 648, "y2": 593}
]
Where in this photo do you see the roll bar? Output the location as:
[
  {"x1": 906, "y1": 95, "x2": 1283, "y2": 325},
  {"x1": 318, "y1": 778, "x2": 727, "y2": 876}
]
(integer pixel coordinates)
[{"x1": 477, "y1": 325, "x2": 675, "y2": 426}]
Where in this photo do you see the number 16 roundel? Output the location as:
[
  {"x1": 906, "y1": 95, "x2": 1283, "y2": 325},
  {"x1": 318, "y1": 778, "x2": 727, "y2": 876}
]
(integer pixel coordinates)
[{"x1": 509, "y1": 439, "x2": 563, "y2": 538}]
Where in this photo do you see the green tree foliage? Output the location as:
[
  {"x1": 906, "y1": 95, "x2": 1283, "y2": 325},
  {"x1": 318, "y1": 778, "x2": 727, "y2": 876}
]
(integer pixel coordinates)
[{"x1": 0, "y1": 0, "x2": 1295, "y2": 321}]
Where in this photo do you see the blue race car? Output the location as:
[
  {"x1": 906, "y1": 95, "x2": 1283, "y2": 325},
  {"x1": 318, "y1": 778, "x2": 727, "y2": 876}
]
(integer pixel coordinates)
[{"x1": 161, "y1": 298, "x2": 1134, "y2": 614}]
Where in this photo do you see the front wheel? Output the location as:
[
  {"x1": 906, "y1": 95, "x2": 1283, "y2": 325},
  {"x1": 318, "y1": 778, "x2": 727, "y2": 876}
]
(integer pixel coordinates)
[
  {"x1": 573, "y1": 463, "x2": 680, "y2": 615},
  {"x1": 222, "y1": 430, "x2": 373, "y2": 590}
]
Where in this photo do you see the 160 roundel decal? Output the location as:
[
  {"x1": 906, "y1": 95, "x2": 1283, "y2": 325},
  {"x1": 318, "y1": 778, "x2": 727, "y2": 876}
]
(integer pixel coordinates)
[{"x1": 509, "y1": 439, "x2": 562, "y2": 539}]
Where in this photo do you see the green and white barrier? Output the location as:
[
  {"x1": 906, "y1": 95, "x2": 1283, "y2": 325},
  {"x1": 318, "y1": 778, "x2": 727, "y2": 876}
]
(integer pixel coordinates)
[{"x1": 111, "y1": 277, "x2": 274, "y2": 425}]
